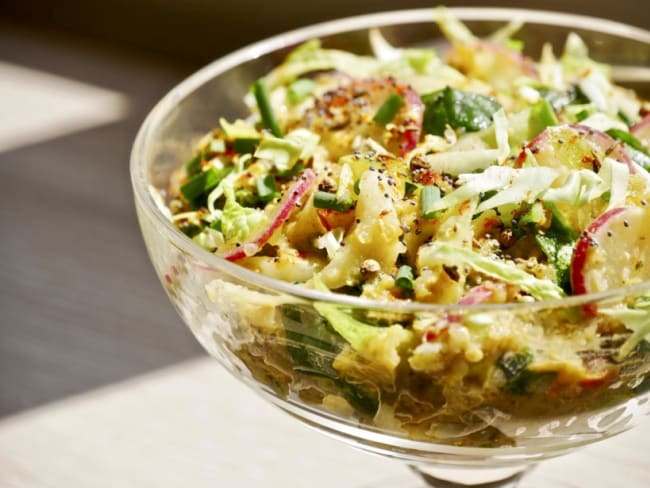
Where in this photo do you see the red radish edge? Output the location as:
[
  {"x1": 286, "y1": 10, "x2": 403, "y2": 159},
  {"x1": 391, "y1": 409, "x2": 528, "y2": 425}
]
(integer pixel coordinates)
[
  {"x1": 222, "y1": 169, "x2": 316, "y2": 261},
  {"x1": 397, "y1": 85, "x2": 424, "y2": 155},
  {"x1": 569, "y1": 206, "x2": 628, "y2": 295},
  {"x1": 401, "y1": 128, "x2": 421, "y2": 155},
  {"x1": 457, "y1": 285, "x2": 496, "y2": 305}
]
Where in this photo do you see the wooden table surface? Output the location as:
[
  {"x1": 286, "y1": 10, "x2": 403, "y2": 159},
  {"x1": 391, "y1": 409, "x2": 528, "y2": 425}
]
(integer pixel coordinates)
[{"x1": 0, "y1": 16, "x2": 648, "y2": 488}]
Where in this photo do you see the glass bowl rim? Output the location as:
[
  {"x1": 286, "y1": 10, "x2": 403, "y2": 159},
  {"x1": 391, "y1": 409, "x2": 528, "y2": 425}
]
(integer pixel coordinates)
[{"x1": 130, "y1": 7, "x2": 650, "y2": 313}]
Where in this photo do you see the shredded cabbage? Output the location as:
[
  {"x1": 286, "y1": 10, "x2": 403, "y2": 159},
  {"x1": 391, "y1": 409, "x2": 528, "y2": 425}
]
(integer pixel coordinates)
[
  {"x1": 254, "y1": 129, "x2": 319, "y2": 172},
  {"x1": 579, "y1": 113, "x2": 629, "y2": 133},
  {"x1": 369, "y1": 28, "x2": 403, "y2": 62},
  {"x1": 488, "y1": 19, "x2": 524, "y2": 45},
  {"x1": 193, "y1": 228, "x2": 225, "y2": 250},
  {"x1": 434, "y1": 6, "x2": 477, "y2": 43},
  {"x1": 538, "y1": 43, "x2": 564, "y2": 89},
  {"x1": 220, "y1": 182, "x2": 267, "y2": 242},
  {"x1": 600, "y1": 296, "x2": 650, "y2": 360},
  {"x1": 600, "y1": 157, "x2": 630, "y2": 210},
  {"x1": 419, "y1": 242, "x2": 565, "y2": 300},
  {"x1": 429, "y1": 166, "x2": 515, "y2": 214},
  {"x1": 428, "y1": 164, "x2": 558, "y2": 216},
  {"x1": 476, "y1": 166, "x2": 558, "y2": 213},
  {"x1": 421, "y1": 109, "x2": 510, "y2": 175},
  {"x1": 263, "y1": 40, "x2": 379, "y2": 89},
  {"x1": 313, "y1": 277, "x2": 403, "y2": 350},
  {"x1": 578, "y1": 69, "x2": 611, "y2": 113},
  {"x1": 542, "y1": 169, "x2": 604, "y2": 206},
  {"x1": 207, "y1": 155, "x2": 249, "y2": 216},
  {"x1": 314, "y1": 229, "x2": 344, "y2": 259},
  {"x1": 219, "y1": 118, "x2": 260, "y2": 140}
]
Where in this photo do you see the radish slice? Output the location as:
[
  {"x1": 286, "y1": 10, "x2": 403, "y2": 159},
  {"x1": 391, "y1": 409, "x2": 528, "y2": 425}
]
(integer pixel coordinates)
[
  {"x1": 222, "y1": 169, "x2": 316, "y2": 261},
  {"x1": 398, "y1": 85, "x2": 425, "y2": 155},
  {"x1": 631, "y1": 114, "x2": 650, "y2": 150},
  {"x1": 457, "y1": 284, "x2": 500, "y2": 305},
  {"x1": 571, "y1": 124, "x2": 633, "y2": 170},
  {"x1": 570, "y1": 205, "x2": 650, "y2": 294},
  {"x1": 515, "y1": 124, "x2": 633, "y2": 171}
]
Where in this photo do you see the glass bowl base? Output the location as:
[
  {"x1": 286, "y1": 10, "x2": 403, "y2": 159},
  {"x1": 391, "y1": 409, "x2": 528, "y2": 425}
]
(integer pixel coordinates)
[{"x1": 409, "y1": 464, "x2": 531, "y2": 487}]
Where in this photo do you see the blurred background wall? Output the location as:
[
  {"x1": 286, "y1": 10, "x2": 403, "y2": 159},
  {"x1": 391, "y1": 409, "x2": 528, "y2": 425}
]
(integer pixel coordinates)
[{"x1": 1, "y1": 0, "x2": 648, "y2": 66}]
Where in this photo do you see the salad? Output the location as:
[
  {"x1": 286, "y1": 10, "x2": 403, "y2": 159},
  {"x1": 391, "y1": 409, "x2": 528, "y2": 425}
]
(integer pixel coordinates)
[{"x1": 161, "y1": 9, "x2": 650, "y2": 446}]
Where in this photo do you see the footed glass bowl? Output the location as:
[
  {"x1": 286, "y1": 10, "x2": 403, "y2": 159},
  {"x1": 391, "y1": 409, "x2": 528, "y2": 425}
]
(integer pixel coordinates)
[{"x1": 131, "y1": 8, "x2": 650, "y2": 486}]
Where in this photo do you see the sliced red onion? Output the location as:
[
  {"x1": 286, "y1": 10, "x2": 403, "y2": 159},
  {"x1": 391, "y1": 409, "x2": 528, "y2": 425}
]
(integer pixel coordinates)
[
  {"x1": 425, "y1": 283, "x2": 499, "y2": 342},
  {"x1": 223, "y1": 169, "x2": 316, "y2": 261}
]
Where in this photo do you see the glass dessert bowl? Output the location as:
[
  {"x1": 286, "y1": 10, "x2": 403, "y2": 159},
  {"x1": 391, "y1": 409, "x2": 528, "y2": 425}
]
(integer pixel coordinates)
[{"x1": 131, "y1": 8, "x2": 650, "y2": 486}]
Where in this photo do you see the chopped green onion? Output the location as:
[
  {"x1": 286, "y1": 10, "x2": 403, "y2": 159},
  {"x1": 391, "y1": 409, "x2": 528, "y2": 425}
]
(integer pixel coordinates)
[
  {"x1": 276, "y1": 162, "x2": 305, "y2": 179},
  {"x1": 181, "y1": 167, "x2": 231, "y2": 204},
  {"x1": 353, "y1": 179, "x2": 360, "y2": 195},
  {"x1": 420, "y1": 185, "x2": 442, "y2": 219},
  {"x1": 497, "y1": 350, "x2": 556, "y2": 395},
  {"x1": 179, "y1": 220, "x2": 202, "y2": 237},
  {"x1": 404, "y1": 181, "x2": 418, "y2": 197},
  {"x1": 529, "y1": 98, "x2": 558, "y2": 138},
  {"x1": 232, "y1": 138, "x2": 260, "y2": 154},
  {"x1": 395, "y1": 265, "x2": 415, "y2": 290},
  {"x1": 235, "y1": 188, "x2": 260, "y2": 207},
  {"x1": 519, "y1": 201, "x2": 546, "y2": 227},
  {"x1": 313, "y1": 191, "x2": 355, "y2": 212},
  {"x1": 479, "y1": 190, "x2": 497, "y2": 203},
  {"x1": 185, "y1": 153, "x2": 202, "y2": 176},
  {"x1": 252, "y1": 80, "x2": 283, "y2": 138},
  {"x1": 504, "y1": 38, "x2": 524, "y2": 52},
  {"x1": 287, "y1": 78, "x2": 315, "y2": 105},
  {"x1": 373, "y1": 93, "x2": 404, "y2": 126},
  {"x1": 256, "y1": 174, "x2": 280, "y2": 203},
  {"x1": 606, "y1": 128, "x2": 649, "y2": 155},
  {"x1": 617, "y1": 110, "x2": 634, "y2": 127}
]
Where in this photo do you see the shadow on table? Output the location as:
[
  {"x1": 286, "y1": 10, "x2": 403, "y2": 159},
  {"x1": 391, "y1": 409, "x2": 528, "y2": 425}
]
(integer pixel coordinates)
[{"x1": 0, "y1": 24, "x2": 204, "y2": 417}]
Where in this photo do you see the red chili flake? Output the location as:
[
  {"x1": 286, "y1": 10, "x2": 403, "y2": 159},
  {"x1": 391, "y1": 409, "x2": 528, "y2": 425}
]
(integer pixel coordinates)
[
  {"x1": 412, "y1": 168, "x2": 440, "y2": 186},
  {"x1": 424, "y1": 323, "x2": 449, "y2": 342},
  {"x1": 425, "y1": 330, "x2": 439, "y2": 342}
]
